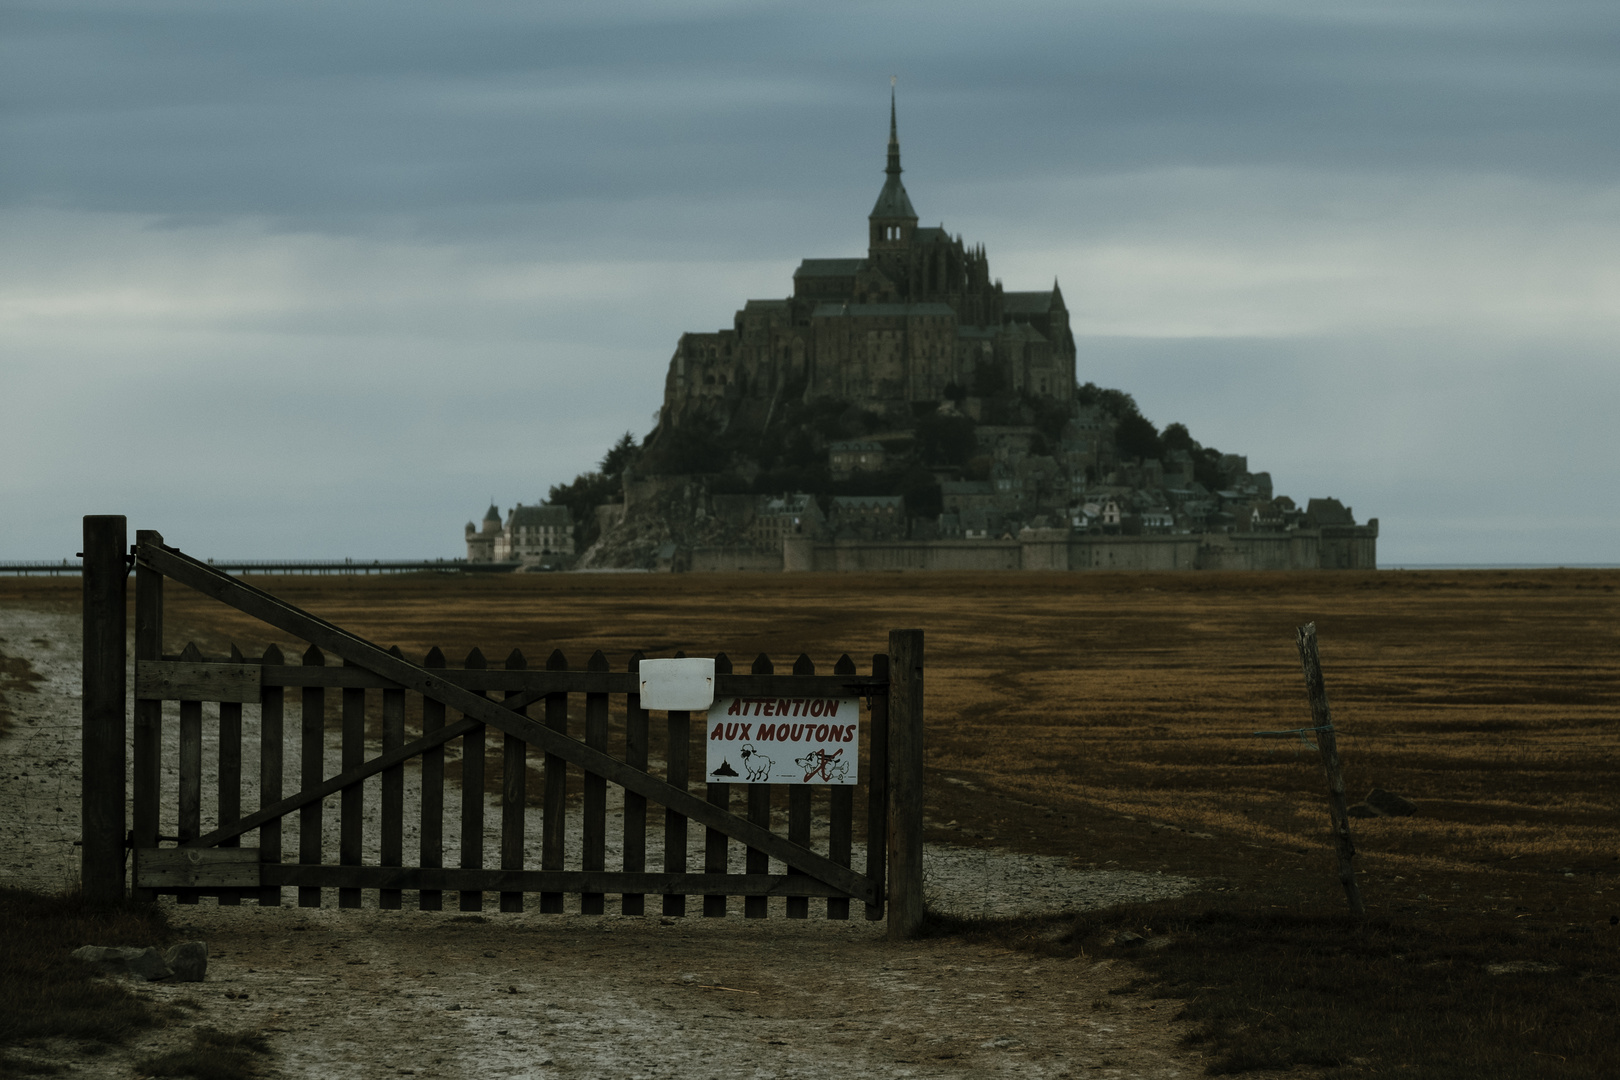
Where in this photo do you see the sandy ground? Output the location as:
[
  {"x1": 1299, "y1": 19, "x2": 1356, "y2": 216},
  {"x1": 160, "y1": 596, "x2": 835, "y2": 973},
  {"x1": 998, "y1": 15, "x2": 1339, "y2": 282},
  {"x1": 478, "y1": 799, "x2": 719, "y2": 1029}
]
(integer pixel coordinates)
[{"x1": 0, "y1": 604, "x2": 1209, "y2": 1079}]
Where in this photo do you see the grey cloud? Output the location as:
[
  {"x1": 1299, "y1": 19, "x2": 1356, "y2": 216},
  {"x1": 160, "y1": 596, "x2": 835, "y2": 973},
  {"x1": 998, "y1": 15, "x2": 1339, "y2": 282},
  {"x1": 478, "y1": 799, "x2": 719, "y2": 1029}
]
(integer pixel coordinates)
[
  {"x1": 6, "y1": 0, "x2": 1619, "y2": 229},
  {"x1": 3, "y1": 0, "x2": 1618, "y2": 563}
]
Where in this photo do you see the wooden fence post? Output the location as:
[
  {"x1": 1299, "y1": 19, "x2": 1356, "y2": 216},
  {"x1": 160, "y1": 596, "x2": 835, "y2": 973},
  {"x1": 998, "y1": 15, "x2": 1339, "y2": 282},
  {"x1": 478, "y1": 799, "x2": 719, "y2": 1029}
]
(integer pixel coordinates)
[
  {"x1": 131, "y1": 530, "x2": 164, "y2": 901},
  {"x1": 1296, "y1": 622, "x2": 1366, "y2": 918},
  {"x1": 887, "y1": 629, "x2": 925, "y2": 940},
  {"x1": 81, "y1": 515, "x2": 127, "y2": 904}
]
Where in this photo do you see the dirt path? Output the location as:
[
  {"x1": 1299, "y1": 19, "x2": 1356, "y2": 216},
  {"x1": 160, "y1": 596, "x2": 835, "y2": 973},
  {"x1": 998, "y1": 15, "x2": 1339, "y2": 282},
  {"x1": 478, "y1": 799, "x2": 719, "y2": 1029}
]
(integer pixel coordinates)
[{"x1": 0, "y1": 604, "x2": 1209, "y2": 1079}]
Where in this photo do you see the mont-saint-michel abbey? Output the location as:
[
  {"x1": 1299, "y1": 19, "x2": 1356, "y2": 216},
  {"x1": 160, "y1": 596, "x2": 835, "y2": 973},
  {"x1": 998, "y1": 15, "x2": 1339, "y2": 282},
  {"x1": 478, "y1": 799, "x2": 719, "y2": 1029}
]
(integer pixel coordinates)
[
  {"x1": 469, "y1": 96, "x2": 1377, "y2": 573},
  {"x1": 663, "y1": 95, "x2": 1076, "y2": 430}
]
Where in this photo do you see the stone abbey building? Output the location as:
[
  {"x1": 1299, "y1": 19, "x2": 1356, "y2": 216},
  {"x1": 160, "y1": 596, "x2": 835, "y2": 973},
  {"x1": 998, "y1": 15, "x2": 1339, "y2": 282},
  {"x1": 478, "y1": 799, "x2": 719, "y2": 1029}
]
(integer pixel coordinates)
[
  {"x1": 533, "y1": 94, "x2": 1376, "y2": 573},
  {"x1": 659, "y1": 94, "x2": 1077, "y2": 432}
]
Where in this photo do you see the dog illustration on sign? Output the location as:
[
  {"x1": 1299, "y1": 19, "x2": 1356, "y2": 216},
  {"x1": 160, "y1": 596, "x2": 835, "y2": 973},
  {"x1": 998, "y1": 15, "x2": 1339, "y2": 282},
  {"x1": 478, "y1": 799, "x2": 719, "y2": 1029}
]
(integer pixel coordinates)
[
  {"x1": 738, "y1": 743, "x2": 774, "y2": 782},
  {"x1": 795, "y1": 747, "x2": 846, "y2": 783}
]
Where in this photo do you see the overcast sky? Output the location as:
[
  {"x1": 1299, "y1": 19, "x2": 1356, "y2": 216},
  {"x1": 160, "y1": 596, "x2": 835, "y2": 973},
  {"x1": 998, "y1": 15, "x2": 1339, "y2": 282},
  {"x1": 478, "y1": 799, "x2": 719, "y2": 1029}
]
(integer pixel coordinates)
[{"x1": 3, "y1": 0, "x2": 1616, "y2": 565}]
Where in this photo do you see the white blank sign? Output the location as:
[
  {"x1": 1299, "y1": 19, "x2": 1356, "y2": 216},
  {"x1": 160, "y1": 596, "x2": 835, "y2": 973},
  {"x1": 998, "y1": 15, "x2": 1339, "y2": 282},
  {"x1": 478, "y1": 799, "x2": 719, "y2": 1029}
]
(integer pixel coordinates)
[{"x1": 638, "y1": 657, "x2": 716, "y2": 711}]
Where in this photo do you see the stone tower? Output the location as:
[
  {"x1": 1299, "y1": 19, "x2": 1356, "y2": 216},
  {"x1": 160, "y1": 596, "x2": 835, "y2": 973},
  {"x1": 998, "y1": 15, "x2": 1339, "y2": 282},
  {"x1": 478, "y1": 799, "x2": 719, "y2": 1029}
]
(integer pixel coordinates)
[
  {"x1": 651, "y1": 91, "x2": 1077, "y2": 445},
  {"x1": 868, "y1": 90, "x2": 918, "y2": 261}
]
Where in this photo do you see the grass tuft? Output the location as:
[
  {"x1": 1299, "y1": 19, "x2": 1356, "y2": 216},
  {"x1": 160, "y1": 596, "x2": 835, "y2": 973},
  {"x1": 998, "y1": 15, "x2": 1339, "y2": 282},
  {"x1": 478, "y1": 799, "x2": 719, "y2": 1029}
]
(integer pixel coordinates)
[
  {"x1": 925, "y1": 898, "x2": 1620, "y2": 1078},
  {"x1": 135, "y1": 1027, "x2": 272, "y2": 1080},
  {"x1": 0, "y1": 886, "x2": 172, "y2": 1049}
]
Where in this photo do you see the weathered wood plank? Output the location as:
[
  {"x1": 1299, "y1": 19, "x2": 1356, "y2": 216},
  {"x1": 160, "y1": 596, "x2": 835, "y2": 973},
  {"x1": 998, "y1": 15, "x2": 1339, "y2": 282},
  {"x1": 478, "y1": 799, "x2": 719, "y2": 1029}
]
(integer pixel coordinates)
[
  {"x1": 131, "y1": 532, "x2": 164, "y2": 904},
  {"x1": 500, "y1": 648, "x2": 527, "y2": 914},
  {"x1": 621, "y1": 651, "x2": 648, "y2": 916},
  {"x1": 582, "y1": 651, "x2": 609, "y2": 915},
  {"x1": 540, "y1": 649, "x2": 568, "y2": 914},
  {"x1": 744, "y1": 642, "x2": 772, "y2": 919},
  {"x1": 138, "y1": 541, "x2": 878, "y2": 903},
  {"x1": 136, "y1": 660, "x2": 260, "y2": 703},
  {"x1": 419, "y1": 647, "x2": 447, "y2": 911},
  {"x1": 663, "y1": 647, "x2": 690, "y2": 918},
  {"x1": 135, "y1": 847, "x2": 261, "y2": 890},
  {"x1": 827, "y1": 652, "x2": 857, "y2": 921},
  {"x1": 256, "y1": 865, "x2": 860, "y2": 898},
  {"x1": 218, "y1": 645, "x2": 244, "y2": 906},
  {"x1": 865, "y1": 652, "x2": 890, "y2": 922},
  {"x1": 746, "y1": 777, "x2": 771, "y2": 920},
  {"x1": 339, "y1": 662, "x2": 365, "y2": 909},
  {"x1": 299, "y1": 644, "x2": 325, "y2": 908},
  {"x1": 786, "y1": 653, "x2": 813, "y2": 920},
  {"x1": 176, "y1": 643, "x2": 204, "y2": 907},
  {"x1": 258, "y1": 644, "x2": 284, "y2": 906},
  {"x1": 380, "y1": 647, "x2": 406, "y2": 910},
  {"x1": 80, "y1": 515, "x2": 127, "y2": 906},
  {"x1": 460, "y1": 648, "x2": 487, "y2": 913},
  {"x1": 705, "y1": 653, "x2": 736, "y2": 919},
  {"x1": 1297, "y1": 622, "x2": 1366, "y2": 918},
  {"x1": 887, "y1": 630, "x2": 925, "y2": 940}
]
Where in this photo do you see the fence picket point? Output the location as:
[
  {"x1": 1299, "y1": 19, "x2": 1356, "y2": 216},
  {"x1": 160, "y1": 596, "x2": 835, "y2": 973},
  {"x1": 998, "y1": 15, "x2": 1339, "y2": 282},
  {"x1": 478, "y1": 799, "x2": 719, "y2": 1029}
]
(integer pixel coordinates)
[
  {"x1": 175, "y1": 642, "x2": 204, "y2": 906},
  {"x1": 664, "y1": 650, "x2": 690, "y2": 918},
  {"x1": 622, "y1": 650, "x2": 649, "y2": 916},
  {"x1": 258, "y1": 643, "x2": 284, "y2": 906},
  {"x1": 299, "y1": 643, "x2": 326, "y2": 908},
  {"x1": 786, "y1": 653, "x2": 814, "y2": 920},
  {"x1": 419, "y1": 647, "x2": 447, "y2": 911},
  {"x1": 500, "y1": 648, "x2": 528, "y2": 914},
  {"x1": 217, "y1": 643, "x2": 245, "y2": 906},
  {"x1": 339, "y1": 657, "x2": 365, "y2": 909},
  {"x1": 704, "y1": 653, "x2": 735, "y2": 918},
  {"x1": 827, "y1": 653, "x2": 857, "y2": 921},
  {"x1": 460, "y1": 648, "x2": 488, "y2": 912},
  {"x1": 541, "y1": 649, "x2": 569, "y2": 914},
  {"x1": 380, "y1": 646, "x2": 406, "y2": 910},
  {"x1": 582, "y1": 650, "x2": 610, "y2": 915}
]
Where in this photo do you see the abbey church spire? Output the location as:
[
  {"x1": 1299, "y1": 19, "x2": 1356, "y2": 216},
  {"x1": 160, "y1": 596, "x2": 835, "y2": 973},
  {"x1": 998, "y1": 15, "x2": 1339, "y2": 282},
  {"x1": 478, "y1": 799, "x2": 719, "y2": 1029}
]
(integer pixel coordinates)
[
  {"x1": 869, "y1": 85, "x2": 918, "y2": 255},
  {"x1": 885, "y1": 88, "x2": 903, "y2": 181}
]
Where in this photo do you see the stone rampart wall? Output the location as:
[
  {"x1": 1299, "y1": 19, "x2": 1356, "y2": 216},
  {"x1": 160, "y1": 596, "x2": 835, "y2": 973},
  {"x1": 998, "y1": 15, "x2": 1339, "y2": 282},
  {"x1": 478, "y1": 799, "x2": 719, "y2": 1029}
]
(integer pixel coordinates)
[
  {"x1": 777, "y1": 524, "x2": 1377, "y2": 573},
  {"x1": 688, "y1": 546, "x2": 783, "y2": 573}
]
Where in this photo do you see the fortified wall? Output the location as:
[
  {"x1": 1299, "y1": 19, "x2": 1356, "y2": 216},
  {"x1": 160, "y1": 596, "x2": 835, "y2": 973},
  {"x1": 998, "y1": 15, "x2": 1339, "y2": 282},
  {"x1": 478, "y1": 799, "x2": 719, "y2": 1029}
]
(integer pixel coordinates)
[{"x1": 664, "y1": 521, "x2": 1377, "y2": 573}]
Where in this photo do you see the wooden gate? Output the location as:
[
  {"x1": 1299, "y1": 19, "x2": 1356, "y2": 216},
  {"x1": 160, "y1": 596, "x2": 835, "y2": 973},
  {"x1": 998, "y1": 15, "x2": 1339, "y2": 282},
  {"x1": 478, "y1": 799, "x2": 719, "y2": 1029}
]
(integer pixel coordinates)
[{"x1": 78, "y1": 517, "x2": 926, "y2": 938}]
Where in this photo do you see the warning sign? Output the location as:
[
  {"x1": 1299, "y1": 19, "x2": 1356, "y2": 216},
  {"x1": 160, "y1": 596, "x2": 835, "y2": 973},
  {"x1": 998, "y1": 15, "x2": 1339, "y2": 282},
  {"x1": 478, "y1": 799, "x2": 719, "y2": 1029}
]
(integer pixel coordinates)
[{"x1": 703, "y1": 696, "x2": 860, "y2": 785}]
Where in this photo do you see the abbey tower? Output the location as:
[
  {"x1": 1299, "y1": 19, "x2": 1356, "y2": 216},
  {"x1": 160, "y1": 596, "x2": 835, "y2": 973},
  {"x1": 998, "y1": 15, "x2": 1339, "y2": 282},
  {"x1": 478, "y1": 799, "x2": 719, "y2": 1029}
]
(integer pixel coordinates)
[{"x1": 654, "y1": 92, "x2": 1077, "y2": 440}]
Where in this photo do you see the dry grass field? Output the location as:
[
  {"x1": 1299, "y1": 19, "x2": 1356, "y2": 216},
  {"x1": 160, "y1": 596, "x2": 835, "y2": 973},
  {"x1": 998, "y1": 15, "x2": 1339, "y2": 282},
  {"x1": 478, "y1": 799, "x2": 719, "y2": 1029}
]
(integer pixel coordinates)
[{"x1": 3, "y1": 567, "x2": 1617, "y2": 1076}]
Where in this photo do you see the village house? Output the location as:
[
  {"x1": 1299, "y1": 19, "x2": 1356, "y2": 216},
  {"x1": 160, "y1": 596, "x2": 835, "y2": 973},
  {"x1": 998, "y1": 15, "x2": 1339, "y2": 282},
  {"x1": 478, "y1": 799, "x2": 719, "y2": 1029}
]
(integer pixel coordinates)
[
  {"x1": 749, "y1": 493, "x2": 825, "y2": 550},
  {"x1": 829, "y1": 494, "x2": 907, "y2": 540},
  {"x1": 828, "y1": 440, "x2": 886, "y2": 478},
  {"x1": 464, "y1": 502, "x2": 575, "y2": 564}
]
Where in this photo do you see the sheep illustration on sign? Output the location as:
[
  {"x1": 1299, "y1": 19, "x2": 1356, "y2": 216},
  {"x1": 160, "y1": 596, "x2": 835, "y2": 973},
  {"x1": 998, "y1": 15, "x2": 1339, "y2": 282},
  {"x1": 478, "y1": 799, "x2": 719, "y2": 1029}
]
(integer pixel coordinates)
[{"x1": 705, "y1": 697, "x2": 860, "y2": 785}]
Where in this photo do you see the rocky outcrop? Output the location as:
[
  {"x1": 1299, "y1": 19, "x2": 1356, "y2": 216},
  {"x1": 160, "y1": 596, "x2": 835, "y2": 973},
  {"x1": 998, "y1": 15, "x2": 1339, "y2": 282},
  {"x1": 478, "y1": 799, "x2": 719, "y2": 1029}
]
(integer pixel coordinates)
[{"x1": 71, "y1": 941, "x2": 209, "y2": 982}]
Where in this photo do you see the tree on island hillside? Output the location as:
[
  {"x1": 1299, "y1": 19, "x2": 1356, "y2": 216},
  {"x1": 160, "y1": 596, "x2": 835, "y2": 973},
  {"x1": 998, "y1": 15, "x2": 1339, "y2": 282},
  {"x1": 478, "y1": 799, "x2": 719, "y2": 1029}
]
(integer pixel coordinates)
[
  {"x1": 549, "y1": 432, "x2": 642, "y2": 549},
  {"x1": 556, "y1": 376, "x2": 1265, "y2": 561},
  {"x1": 1161, "y1": 422, "x2": 1196, "y2": 455},
  {"x1": 1074, "y1": 384, "x2": 1233, "y2": 485},
  {"x1": 1113, "y1": 410, "x2": 1162, "y2": 461}
]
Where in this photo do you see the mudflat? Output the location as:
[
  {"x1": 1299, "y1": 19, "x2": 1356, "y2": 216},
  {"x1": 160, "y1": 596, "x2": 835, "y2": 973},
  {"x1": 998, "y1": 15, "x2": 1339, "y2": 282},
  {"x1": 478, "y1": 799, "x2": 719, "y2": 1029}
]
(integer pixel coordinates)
[
  {"x1": 3, "y1": 567, "x2": 1616, "y2": 1077},
  {"x1": 6, "y1": 566, "x2": 1618, "y2": 893}
]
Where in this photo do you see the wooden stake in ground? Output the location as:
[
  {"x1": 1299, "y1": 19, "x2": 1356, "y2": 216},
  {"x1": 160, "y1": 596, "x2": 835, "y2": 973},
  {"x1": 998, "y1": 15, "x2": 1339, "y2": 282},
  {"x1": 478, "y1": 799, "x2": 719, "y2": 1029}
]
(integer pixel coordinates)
[{"x1": 1295, "y1": 622, "x2": 1365, "y2": 918}]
